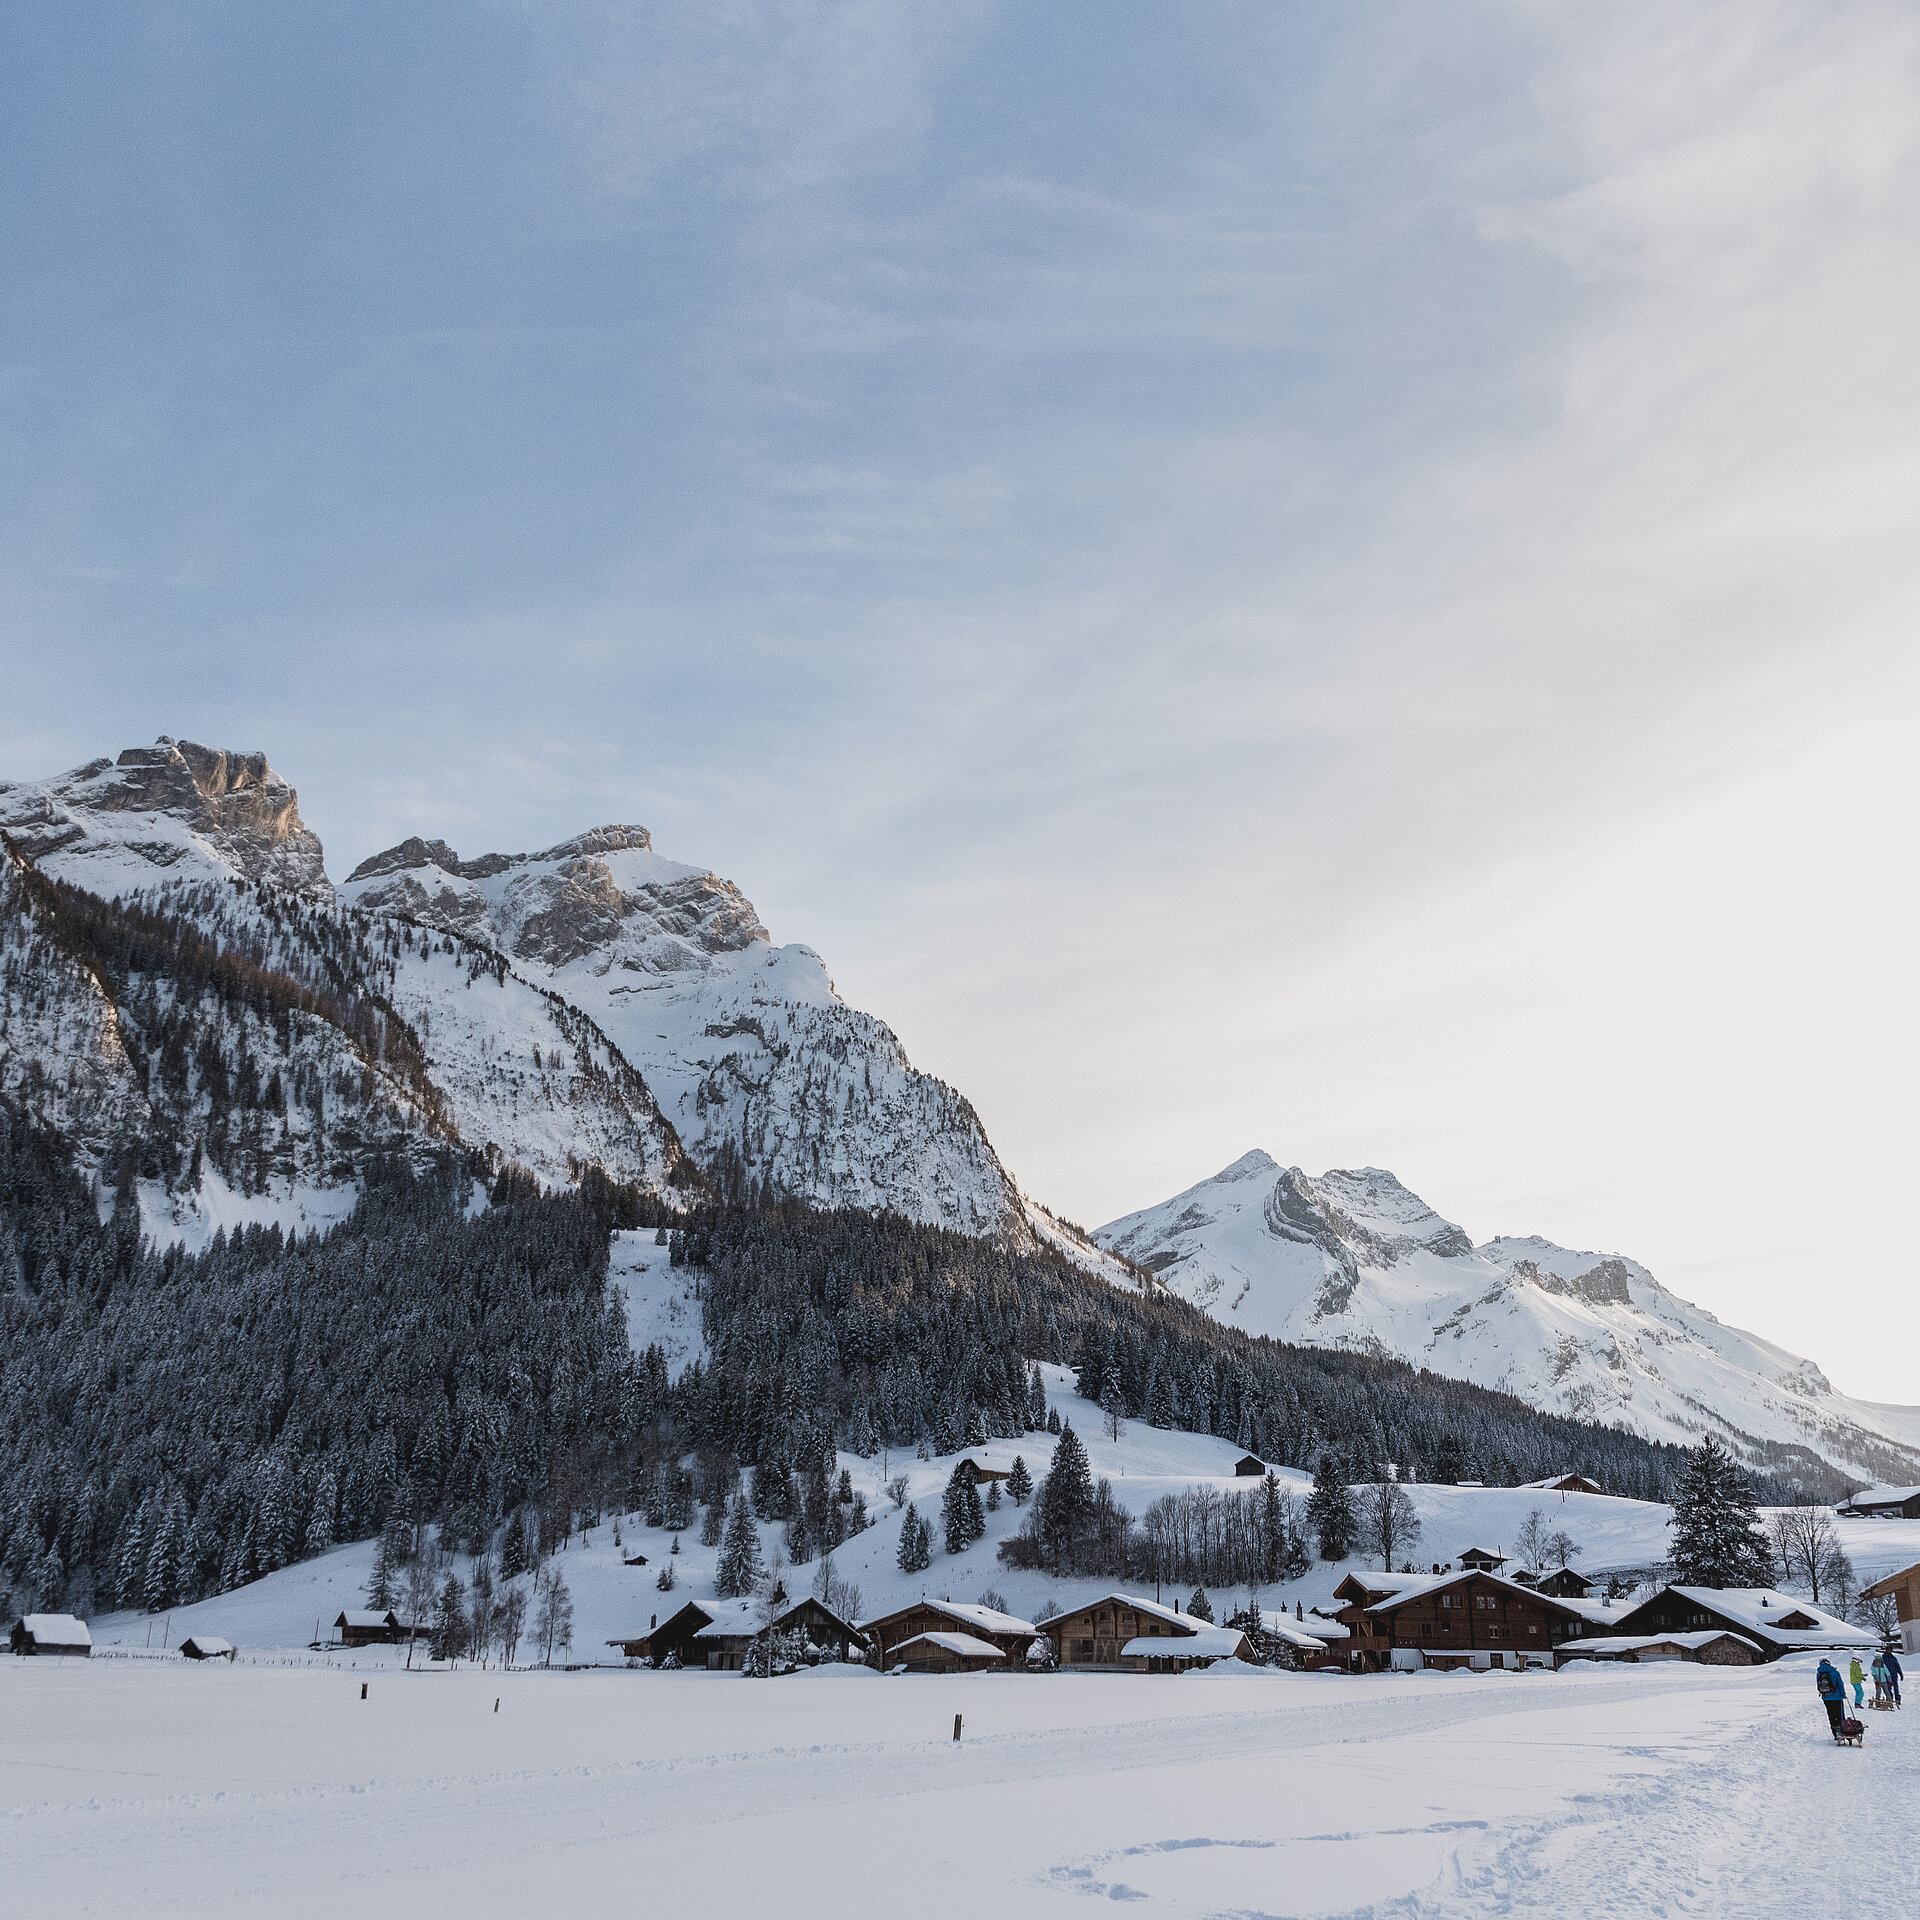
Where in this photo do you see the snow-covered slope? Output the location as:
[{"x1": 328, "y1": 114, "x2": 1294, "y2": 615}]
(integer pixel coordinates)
[
  {"x1": 341, "y1": 829, "x2": 1022, "y2": 1238},
  {"x1": 1097, "y1": 1151, "x2": 1920, "y2": 1482},
  {"x1": 0, "y1": 741, "x2": 691, "y2": 1234}
]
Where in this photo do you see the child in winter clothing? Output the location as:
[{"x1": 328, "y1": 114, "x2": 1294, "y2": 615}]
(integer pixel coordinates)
[
  {"x1": 1849, "y1": 1657, "x2": 1867, "y2": 1708},
  {"x1": 1817, "y1": 1658, "x2": 1846, "y2": 1735},
  {"x1": 1871, "y1": 1653, "x2": 1889, "y2": 1706},
  {"x1": 1886, "y1": 1648, "x2": 1904, "y2": 1706}
]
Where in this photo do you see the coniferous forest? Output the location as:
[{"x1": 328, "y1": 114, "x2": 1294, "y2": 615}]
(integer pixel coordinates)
[{"x1": 0, "y1": 1097, "x2": 1844, "y2": 1621}]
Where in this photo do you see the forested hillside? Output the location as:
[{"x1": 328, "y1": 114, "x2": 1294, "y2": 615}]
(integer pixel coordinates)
[{"x1": 0, "y1": 1102, "x2": 1846, "y2": 1621}]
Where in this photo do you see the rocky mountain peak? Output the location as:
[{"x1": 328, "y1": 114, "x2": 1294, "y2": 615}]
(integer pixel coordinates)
[{"x1": 0, "y1": 736, "x2": 329, "y2": 897}]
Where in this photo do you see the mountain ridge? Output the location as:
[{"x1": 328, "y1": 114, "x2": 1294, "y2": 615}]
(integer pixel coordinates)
[{"x1": 1096, "y1": 1149, "x2": 1920, "y2": 1482}]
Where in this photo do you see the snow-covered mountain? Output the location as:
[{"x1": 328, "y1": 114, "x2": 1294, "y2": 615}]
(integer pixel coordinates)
[
  {"x1": 0, "y1": 738, "x2": 1020, "y2": 1242},
  {"x1": 1096, "y1": 1150, "x2": 1920, "y2": 1482},
  {"x1": 339, "y1": 827, "x2": 1021, "y2": 1237}
]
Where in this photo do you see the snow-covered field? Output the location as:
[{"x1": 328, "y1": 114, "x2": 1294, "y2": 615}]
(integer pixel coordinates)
[{"x1": 5, "y1": 1652, "x2": 1912, "y2": 1918}]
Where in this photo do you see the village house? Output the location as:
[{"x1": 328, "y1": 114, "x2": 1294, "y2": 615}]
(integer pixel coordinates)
[
  {"x1": 861, "y1": 1599, "x2": 1036, "y2": 1669},
  {"x1": 332, "y1": 1609, "x2": 405, "y2": 1648},
  {"x1": 10, "y1": 1613, "x2": 92, "y2": 1657},
  {"x1": 953, "y1": 1457, "x2": 1012, "y2": 1487},
  {"x1": 890, "y1": 1631, "x2": 1007, "y2": 1673},
  {"x1": 608, "y1": 1596, "x2": 867, "y2": 1669},
  {"x1": 1835, "y1": 1484, "x2": 1920, "y2": 1521},
  {"x1": 1233, "y1": 1455, "x2": 1267, "y2": 1477},
  {"x1": 1860, "y1": 1560, "x2": 1920, "y2": 1657},
  {"x1": 1456, "y1": 1547, "x2": 1508, "y2": 1573},
  {"x1": 1261, "y1": 1608, "x2": 1349, "y2": 1670},
  {"x1": 1333, "y1": 1567, "x2": 1616, "y2": 1671},
  {"x1": 179, "y1": 1634, "x2": 237, "y2": 1662},
  {"x1": 1531, "y1": 1567, "x2": 1597, "y2": 1600},
  {"x1": 1033, "y1": 1592, "x2": 1250, "y2": 1672},
  {"x1": 1554, "y1": 1630, "x2": 1759, "y2": 1667},
  {"x1": 1518, "y1": 1473, "x2": 1606, "y2": 1496},
  {"x1": 1607, "y1": 1587, "x2": 1877, "y2": 1662}
]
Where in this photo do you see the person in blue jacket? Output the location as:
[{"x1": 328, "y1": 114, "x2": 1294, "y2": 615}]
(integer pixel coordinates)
[
  {"x1": 1885, "y1": 1646, "x2": 1904, "y2": 1708},
  {"x1": 1816, "y1": 1658, "x2": 1847, "y2": 1735}
]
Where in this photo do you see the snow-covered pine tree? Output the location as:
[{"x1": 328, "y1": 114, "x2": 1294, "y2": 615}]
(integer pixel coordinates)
[
  {"x1": 714, "y1": 1494, "x2": 764, "y2": 1597},
  {"x1": 1306, "y1": 1453, "x2": 1356, "y2": 1562},
  {"x1": 429, "y1": 1572, "x2": 469, "y2": 1662},
  {"x1": 1038, "y1": 1423, "x2": 1096, "y2": 1571},
  {"x1": 1187, "y1": 1586, "x2": 1213, "y2": 1623},
  {"x1": 1668, "y1": 1437, "x2": 1773, "y2": 1587},
  {"x1": 1007, "y1": 1455, "x2": 1032, "y2": 1505},
  {"x1": 941, "y1": 1464, "x2": 985, "y2": 1554},
  {"x1": 897, "y1": 1503, "x2": 932, "y2": 1574}
]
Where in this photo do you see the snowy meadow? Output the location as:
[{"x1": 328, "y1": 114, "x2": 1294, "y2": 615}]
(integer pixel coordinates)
[{"x1": 5, "y1": 1651, "x2": 1913, "y2": 1918}]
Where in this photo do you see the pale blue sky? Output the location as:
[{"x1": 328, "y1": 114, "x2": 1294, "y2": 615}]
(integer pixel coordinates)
[{"x1": 5, "y1": 5, "x2": 1918, "y2": 1392}]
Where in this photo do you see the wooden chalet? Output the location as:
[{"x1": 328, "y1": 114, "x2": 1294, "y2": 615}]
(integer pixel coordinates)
[
  {"x1": 1555, "y1": 1630, "x2": 1759, "y2": 1668},
  {"x1": 1233, "y1": 1455, "x2": 1266, "y2": 1477},
  {"x1": 1456, "y1": 1547, "x2": 1508, "y2": 1573},
  {"x1": 1608, "y1": 1587, "x2": 1876, "y2": 1662},
  {"x1": 179, "y1": 1635, "x2": 237, "y2": 1662},
  {"x1": 861, "y1": 1599, "x2": 1036, "y2": 1669},
  {"x1": 1836, "y1": 1484, "x2": 1920, "y2": 1520},
  {"x1": 1860, "y1": 1560, "x2": 1920, "y2": 1658},
  {"x1": 1532, "y1": 1567, "x2": 1596, "y2": 1599},
  {"x1": 332, "y1": 1609, "x2": 404, "y2": 1648},
  {"x1": 1519, "y1": 1473, "x2": 1606, "y2": 1496},
  {"x1": 608, "y1": 1596, "x2": 868, "y2": 1670},
  {"x1": 608, "y1": 1600, "x2": 711, "y2": 1665},
  {"x1": 10, "y1": 1613, "x2": 92, "y2": 1657},
  {"x1": 953, "y1": 1457, "x2": 1012, "y2": 1486},
  {"x1": 891, "y1": 1631, "x2": 1006, "y2": 1674},
  {"x1": 1333, "y1": 1569, "x2": 1609, "y2": 1671},
  {"x1": 1033, "y1": 1592, "x2": 1249, "y2": 1672}
]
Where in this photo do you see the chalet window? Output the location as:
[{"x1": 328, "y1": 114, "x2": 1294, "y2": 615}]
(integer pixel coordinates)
[
  {"x1": 1422, "y1": 1623, "x2": 1433, "y2": 1637},
  {"x1": 1527, "y1": 1625, "x2": 1539, "y2": 1636}
]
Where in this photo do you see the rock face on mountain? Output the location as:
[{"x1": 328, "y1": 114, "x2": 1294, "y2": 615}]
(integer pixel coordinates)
[
  {"x1": 0, "y1": 738, "x2": 330, "y2": 898},
  {"x1": 341, "y1": 832, "x2": 1023, "y2": 1238},
  {"x1": 1097, "y1": 1150, "x2": 1920, "y2": 1482},
  {"x1": 0, "y1": 743, "x2": 692, "y2": 1237}
]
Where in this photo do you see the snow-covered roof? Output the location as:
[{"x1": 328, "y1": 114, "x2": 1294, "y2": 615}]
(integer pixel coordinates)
[
  {"x1": 691, "y1": 1599, "x2": 765, "y2": 1640},
  {"x1": 1517, "y1": 1474, "x2": 1603, "y2": 1492},
  {"x1": 1033, "y1": 1592, "x2": 1216, "y2": 1636},
  {"x1": 893, "y1": 1632, "x2": 1005, "y2": 1661},
  {"x1": 1260, "y1": 1611, "x2": 1347, "y2": 1648},
  {"x1": 1557, "y1": 1631, "x2": 1760, "y2": 1656},
  {"x1": 1360, "y1": 1569, "x2": 1621, "y2": 1625},
  {"x1": 1838, "y1": 1484, "x2": 1920, "y2": 1508},
  {"x1": 1122, "y1": 1626, "x2": 1247, "y2": 1661},
  {"x1": 180, "y1": 1635, "x2": 234, "y2": 1655},
  {"x1": 19, "y1": 1613, "x2": 91, "y2": 1647},
  {"x1": 334, "y1": 1609, "x2": 396, "y2": 1630},
  {"x1": 865, "y1": 1598, "x2": 1035, "y2": 1636},
  {"x1": 1659, "y1": 1587, "x2": 1875, "y2": 1648}
]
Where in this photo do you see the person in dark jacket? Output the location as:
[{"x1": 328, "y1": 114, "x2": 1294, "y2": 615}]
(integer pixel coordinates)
[
  {"x1": 1885, "y1": 1647, "x2": 1904, "y2": 1707},
  {"x1": 1816, "y1": 1658, "x2": 1847, "y2": 1735}
]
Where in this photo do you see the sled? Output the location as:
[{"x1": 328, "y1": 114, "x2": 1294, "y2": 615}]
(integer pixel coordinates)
[
  {"x1": 1834, "y1": 1717, "x2": 1865, "y2": 1747},
  {"x1": 1868, "y1": 1698, "x2": 1896, "y2": 1711}
]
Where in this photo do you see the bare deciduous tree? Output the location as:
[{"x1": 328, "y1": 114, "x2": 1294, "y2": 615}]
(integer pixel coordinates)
[
  {"x1": 1769, "y1": 1505, "x2": 1853, "y2": 1608},
  {"x1": 1355, "y1": 1481, "x2": 1421, "y2": 1572}
]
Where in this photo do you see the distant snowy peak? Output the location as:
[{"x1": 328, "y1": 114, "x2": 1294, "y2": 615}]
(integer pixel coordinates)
[
  {"x1": 1097, "y1": 1150, "x2": 1920, "y2": 1481},
  {"x1": 0, "y1": 737, "x2": 329, "y2": 899}
]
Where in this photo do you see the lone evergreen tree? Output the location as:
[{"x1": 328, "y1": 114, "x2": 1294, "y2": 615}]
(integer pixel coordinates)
[
  {"x1": 364, "y1": 1525, "x2": 398, "y2": 1609},
  {"x1": 1306, "y1": 1453, "x2": 1356, "y2": 1562},
  {"x1": 1007, "y1": 1456, "x2": 1033, "y2": 1505},
  {"x1": 430, "y1": 1573, "x2": 469, "y2": 1663},
  {"x1": 897, "y1": 1503, "x2": 932, "y2": 1574},
  {"x1": 942, "y1": 1464, "x2": 985, "y2": 1554},
  {"x1": 714, "y1": 1495, "x2": 765, "y2": 1598},
  {"x1": 1187, "y1": 1586, "x2": 1213, "y2": 1623},
  {"x1": 1668, "y1": 1437, "x2": 1773, "y2": 1587},
  {"x1": 1038, "y1": 1423, "x2": 1096, "y2": 1571}
]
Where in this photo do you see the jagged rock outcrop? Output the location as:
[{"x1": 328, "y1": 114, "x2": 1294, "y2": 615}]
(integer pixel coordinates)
[
  {"x1": 1098, "y1": 1151, "x2": 1920, "y2": 1481},
  {"x1": 0, "y1": 737, "x2": 330, "y2": 898}
]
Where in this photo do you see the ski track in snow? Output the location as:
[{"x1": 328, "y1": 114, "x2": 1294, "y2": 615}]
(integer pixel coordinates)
[{"x1": 3, "y1": 1657, "x2": 1911, "y2": 1918}]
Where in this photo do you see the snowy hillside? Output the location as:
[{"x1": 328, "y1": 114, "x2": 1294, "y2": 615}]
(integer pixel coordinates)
[
  {"x1": 93, "y1": 1363, "x2": 1920, "y2": 1667},
  {"x1": 1098, "y1": 1151, "x2": 1920, "y2": 1482},
  {"x1": 0, "y1": 740, "x2": 690, "y2": 1237},
  {"x1": 340, "y1": 827, "x2": 1023, "y2": 1237}
]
